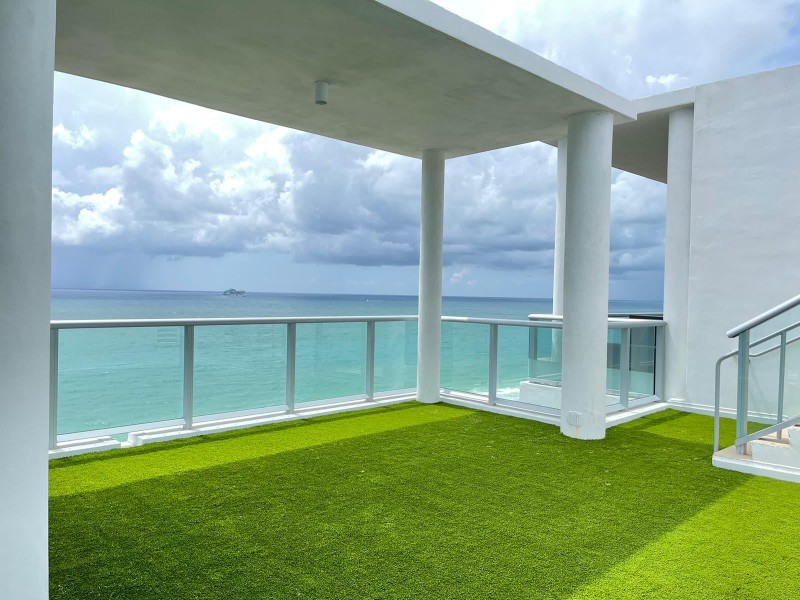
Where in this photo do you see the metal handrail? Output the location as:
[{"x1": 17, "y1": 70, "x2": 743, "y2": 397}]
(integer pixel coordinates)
[
  {"x1": 714, "y1": 317, "x2": 800, "y2": 453},
  {"x1": 443, "y1": 316, "x2": 549, "y2": 328},
  {"x1": 713, "y1": 349, "x2": 738, "y2": 452},
  {"x1": 735, "y1": 414, "x2": 800, "y2": 448},
  {"x1": 727, "y1": 292, "x2": 800, "y2": 338},
  {"x1": 749, "y1": 331, "x2": 800, "y2": 357},
  {"x1": 51, "y1": 315, "x2": 419, "y2": 329},
  {"x1": 745, "y1": 321, "x2": 800, "y2": 353},
  {"x1": 526, "y1": 313, "x2": 665, "y2": 330},
  {"x1": 51, "y1": 314, "x2": 666, "y2": 331}
]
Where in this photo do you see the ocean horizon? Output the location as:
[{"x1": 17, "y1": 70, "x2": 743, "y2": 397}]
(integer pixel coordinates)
[{"x1": 52, "y1": 288, "x2": 662, "y2": 319}]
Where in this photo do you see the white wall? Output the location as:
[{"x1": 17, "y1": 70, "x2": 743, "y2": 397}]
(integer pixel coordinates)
[{"x1": 685, "y1": 65, "x2": 800, "y2": 417}]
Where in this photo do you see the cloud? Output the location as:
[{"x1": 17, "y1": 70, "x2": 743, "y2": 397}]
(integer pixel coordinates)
[
  {"x1": 432, "y1": 0, "x2": 800, "y2": 98},
  {"x1": 53, "y1": 124, "x2": 96, "y2": 149},
  {"x1": 50, "y1": 0, "x2": 800, "y2": 295},
  {"x1": 645, "y1": 74, "x2": 688, "y2": 91},
  {"x1": 450, "y1": 268, "x2": 470, "y2": 284},
  {"x1": 49, "y1": 76, "x2": 663, "y2": 282}
]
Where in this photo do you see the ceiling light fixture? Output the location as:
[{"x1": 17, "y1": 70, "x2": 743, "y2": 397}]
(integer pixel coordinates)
[{"x1": 314, "y1": 80, "x2": 329, "y2": 106}]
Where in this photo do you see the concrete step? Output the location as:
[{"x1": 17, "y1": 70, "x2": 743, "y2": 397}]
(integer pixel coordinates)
[
  {"x1": 789, "y1": 425, "x2": 800, "y2": 447},
  {"x1": 751, "y1": 430, "x2": 800, "y2": 468}
]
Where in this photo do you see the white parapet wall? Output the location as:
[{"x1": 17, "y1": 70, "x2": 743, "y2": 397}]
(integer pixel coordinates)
[
  {"x1": 683, "y1": 65, "x2": 800, "y2": 417},
  {"x1": 520, "y1": 381, "x2": 618, "y2": 410}
]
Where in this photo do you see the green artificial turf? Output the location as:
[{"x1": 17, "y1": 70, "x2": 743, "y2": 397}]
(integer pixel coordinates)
[{"x1": 50, "y1": 403, "x2": 800, "y2": 599}]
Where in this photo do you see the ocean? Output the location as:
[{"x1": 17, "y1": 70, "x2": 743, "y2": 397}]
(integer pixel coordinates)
[{"x1": 52, "y1": 289, "x2": 661, "y2": 437}]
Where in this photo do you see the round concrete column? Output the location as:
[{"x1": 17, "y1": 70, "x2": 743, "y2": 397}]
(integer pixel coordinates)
[
  {"x1": 417, "y1": 150, "x2": 446, "y2": 403},
  {"x1": 663, "y1": 107, "x2": 694, "y2": 402},
  {"x1": 560, "y1": 111, "x2": 614, "y2": 440},
  {"x1": 0, "y1": 1, "x2": 55, "y2": 598},
  {"x1": 552, "y1": 137, "x2": 568, "y2": 315}
]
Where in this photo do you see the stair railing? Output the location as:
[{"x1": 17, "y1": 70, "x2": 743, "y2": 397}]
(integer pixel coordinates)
[{"x1": 714, "y1": 292, "x2": 800, "y2": 454}]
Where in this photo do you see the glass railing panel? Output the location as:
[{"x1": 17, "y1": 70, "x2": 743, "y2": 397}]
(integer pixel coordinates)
[
  {"x1": 782, "y1": 336, "x2": 800, "y2": 419},
  {"x1": 606, "y1": 328, "x2": 622, "y2": 399},
  {"x1": 630, "y1": 326, "x2": 657, "y2": 397},
  {"x1": 57, "y1": 327, "x2": 183, "y2": 435},
  {"x1": 533, "y1": 325, "x2": 554, "y2": 363},
  {"x1": 527, "y1": 326, "x2": 562, "y2": 384},
  {"x1": 295, "y1": 322, "x2": 366, "y2": 404},
  {"x1": 747, "y1": 331, "x2": 786, "y2": 423},
  {"x1": 441, "y1": 322, "x2": 489, "y2": 396},
  {"x1": 374, "y1": 321, "x2": 417, "y2": 394},
  {"x1": 495, "y1": 325, "x2": 528, "y2": 402},
  {"x1": 193, "y1": 324, "x2": 287, "y2": 418}
]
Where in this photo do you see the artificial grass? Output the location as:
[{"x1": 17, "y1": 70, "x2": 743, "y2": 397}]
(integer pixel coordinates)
[{"x1": 50, "y1": 403, "x2": 800, "y2": 599}]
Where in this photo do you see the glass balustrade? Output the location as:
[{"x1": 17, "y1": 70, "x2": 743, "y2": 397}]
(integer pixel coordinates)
[
  {"x1": 716, "y1": 295, "x2": 800, "y2": 454},
  {"x1": 440, "y1": 321, "x2": 489, "y2": 397},
  {"x1": 630, "y1": 326, "x2": 657, "y2": 397},
  {"x1": 528, "y1": 327, "x2": 563, "y2": 385},
  {"x1": 495, "y1": 325, "x2": 529, "y2": 402},
  {"x1": 374, "y1": 321, "x2": 417, "y2": 394},
  {"x1": 295, "y1": 322, "x2": 366, "y2": 405},
  {"x1": 51, "y1": 316, "x2": 663, "y2": 446},
  {"x1": 56, "y1": 327, "x2": 184, "y2": 437},
  {"x1": 193, "y1": 324, "x2": 287, "y2": 418}
]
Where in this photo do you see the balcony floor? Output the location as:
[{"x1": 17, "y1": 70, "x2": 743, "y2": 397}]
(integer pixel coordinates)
[{"x1": 50, "y1": 402, "x2": 800, "y2": 599}]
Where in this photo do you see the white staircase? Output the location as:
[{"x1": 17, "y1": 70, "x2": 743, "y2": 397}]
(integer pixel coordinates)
[
  {"x1": 750, "y1": 425, "x2": 800, "y2": 468},
  {"x1": 712, "y1": 293, "x2": 800, "y2": 483}
]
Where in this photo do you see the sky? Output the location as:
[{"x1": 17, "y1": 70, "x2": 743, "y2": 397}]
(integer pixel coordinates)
[{"x1": 51, "y1": 0, "x2": 800, "y2": 300}]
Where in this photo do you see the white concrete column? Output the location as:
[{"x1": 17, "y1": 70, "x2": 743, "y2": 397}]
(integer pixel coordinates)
[
  {"x1": 0, "y1": 2, "x2": 55, "y2": 598},
  {"x1": 663, "y1": 107, "x2": 694, "y2": 402},
  {"x1": 552, "y1": 137, "x2": 568, "y2": 315},
  {"x1": 560, "y1": 111, "x2": 614, "y2": 440},
  {"x1": 417, "y1": 149, "x2": 445, "y2": 403}
]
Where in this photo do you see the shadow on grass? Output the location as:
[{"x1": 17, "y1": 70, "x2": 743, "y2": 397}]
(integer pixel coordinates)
[
  {"x1": 50, "y1": 408, "x2": 752, "y2": 599},
  {"x1": 49, "y1": 401, "x2": 428, "y2": 470}
]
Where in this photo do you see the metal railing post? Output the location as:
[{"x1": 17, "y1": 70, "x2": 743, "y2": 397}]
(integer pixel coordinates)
[
  {"x1": 366, "y1": 321, "x2": 375, "y2": 401},
  {"x1": 49, "y1": 328, "x2": 59, "y2": 450},
  {"x1": 620, "y1": 328, "x2": 630, "y2": 408},
  {"x1": 182, "y1": 325, "x2": 194, "y2": 430},
  {"x1": 714, "y1": 357, "x2": 723, "y2": 453},
  {"x1": 735, "y1": 331, "x2": 750, "y2": 454},
  {"x1": 488, "y1": 324, "x2": 498, "y2": 405},
  {"x1": 286, "y1": 323, "x2": 296, "y2": 412},
  {"x1": 777, "y1": 331, "x2": 787, "y2": 439}
]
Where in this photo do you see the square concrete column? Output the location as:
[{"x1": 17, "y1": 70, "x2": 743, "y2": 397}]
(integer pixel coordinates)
[
  {"x1": 560, "y1": 111, "x2": 614, "y2": 440},
  {"x1": 663, "y1": 107, "x2": 694, "y2": 403},
  {"x1": 0, "y1": 1, "x2": 56, "y2": 598},
  {"x1": 416, "y1": 149, "x2": 445, "y2": 403}
]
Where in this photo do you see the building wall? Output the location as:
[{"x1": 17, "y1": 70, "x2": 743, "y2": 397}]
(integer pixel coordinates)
[{"x1": 684, "y1": 65, "x2": 800, "y2": 418}]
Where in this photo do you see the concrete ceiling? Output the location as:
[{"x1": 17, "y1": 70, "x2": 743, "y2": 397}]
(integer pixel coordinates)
[
  {"x1": 544, "y1": 88, "x2": 696, "y2": 183},
  {"x1": 55, "y1": 0, "x2": 636, "y2": 159},
  {"x1": 611, "y1": 89, "x2": 695, "y2": 183}
]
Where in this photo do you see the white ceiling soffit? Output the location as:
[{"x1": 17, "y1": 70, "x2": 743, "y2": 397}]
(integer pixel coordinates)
[
  {"x1": 612, "y1": 88, "x2": 696, "y2": 183},
  {"x1": 544, "y1": 87, "x2": 696, "y2": 183},
  {"x1": 55, "y1": 0, "x2": 636, "y2": 159}
]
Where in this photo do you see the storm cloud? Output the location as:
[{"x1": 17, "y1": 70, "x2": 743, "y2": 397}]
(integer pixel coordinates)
[{"x1": 51, "y1": 0, "x2": 800, "y2": 296}]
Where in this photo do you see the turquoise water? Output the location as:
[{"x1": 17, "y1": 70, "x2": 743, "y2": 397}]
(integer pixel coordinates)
[{"x1": 52, "y1": 290, "x2": 661, "y2": 436}]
